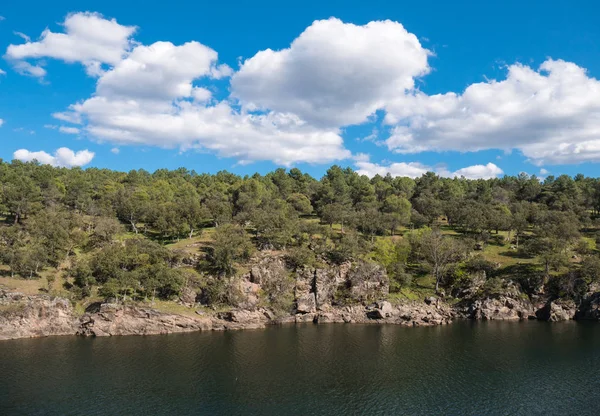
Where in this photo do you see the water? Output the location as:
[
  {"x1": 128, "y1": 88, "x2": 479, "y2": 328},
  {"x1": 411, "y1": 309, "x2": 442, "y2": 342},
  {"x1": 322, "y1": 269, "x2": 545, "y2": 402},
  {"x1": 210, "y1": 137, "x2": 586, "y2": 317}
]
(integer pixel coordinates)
[{"x1": 1, "y1": 321, "x2": 599, "y2": 415}]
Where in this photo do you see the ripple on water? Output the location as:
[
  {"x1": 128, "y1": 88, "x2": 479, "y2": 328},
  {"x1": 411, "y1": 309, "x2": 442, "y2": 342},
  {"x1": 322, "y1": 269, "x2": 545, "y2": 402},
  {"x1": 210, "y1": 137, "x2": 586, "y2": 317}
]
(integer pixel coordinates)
[{"x1": 1, "y1": 321, "x2": 599, "y2": 415}]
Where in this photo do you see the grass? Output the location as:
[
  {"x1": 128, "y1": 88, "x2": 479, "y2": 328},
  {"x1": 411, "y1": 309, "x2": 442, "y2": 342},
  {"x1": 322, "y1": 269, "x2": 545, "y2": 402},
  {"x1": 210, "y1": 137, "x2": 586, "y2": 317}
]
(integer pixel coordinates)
[{"x1": 0, "y1": 276, "x2": 46, "y2": 295}]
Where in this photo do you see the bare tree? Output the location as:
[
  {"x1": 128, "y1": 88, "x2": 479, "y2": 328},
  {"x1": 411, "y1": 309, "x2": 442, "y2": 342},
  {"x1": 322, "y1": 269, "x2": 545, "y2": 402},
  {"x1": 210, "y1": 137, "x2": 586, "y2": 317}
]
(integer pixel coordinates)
[{"x1": 420, "y1": 229, "x2": 463, "y2": 293}]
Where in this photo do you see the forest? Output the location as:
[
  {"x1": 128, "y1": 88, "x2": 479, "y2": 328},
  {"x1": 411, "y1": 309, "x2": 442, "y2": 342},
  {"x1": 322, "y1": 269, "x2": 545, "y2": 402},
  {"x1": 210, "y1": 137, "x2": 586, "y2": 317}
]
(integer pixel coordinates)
[{"x1": 1, "y1": 160, "x2": 599, "y2": 312}]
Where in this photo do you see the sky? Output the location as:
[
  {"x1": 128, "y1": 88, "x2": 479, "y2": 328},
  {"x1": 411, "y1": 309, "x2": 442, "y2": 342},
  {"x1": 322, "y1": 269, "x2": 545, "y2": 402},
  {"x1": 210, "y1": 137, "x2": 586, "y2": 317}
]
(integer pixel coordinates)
[{"x1": 1, "y1": 0, "x2": 600, "y2": 179}]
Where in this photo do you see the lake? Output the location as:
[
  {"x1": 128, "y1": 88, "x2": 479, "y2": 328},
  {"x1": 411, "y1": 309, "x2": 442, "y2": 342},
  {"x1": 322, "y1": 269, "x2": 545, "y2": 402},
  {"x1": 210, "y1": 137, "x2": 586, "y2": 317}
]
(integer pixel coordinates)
[{"x1": 1, "y1": 321, "x2": 599, "y2": 415}]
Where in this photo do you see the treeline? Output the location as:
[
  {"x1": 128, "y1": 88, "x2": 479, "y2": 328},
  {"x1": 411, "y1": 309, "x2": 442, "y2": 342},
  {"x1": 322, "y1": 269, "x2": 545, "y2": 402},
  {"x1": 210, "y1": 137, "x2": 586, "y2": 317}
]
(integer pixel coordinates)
[{"x1": 1, "y1": 160, "x2": 600, "y2": 304}]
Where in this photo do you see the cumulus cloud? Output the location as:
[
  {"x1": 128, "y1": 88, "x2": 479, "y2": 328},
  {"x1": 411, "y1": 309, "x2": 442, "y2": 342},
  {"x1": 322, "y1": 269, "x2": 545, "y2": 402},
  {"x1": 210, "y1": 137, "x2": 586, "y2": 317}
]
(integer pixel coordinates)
[
  {"x1": 0, "y1": 118, "x2": 4, "y2": 127},
  {"x1": 70, "y1": 98, "x2": 350, "y2": 165},
  {"x1": 95, "y1": 41, "x2": 229, "y2": 100},
  {"x1": 13, "y1": 147, "x2": 95, "y2": 167},
  {"x1": 355, "y1": 157, "x2": 503, "y2": 179},
  {"x1": 13, "y1": 11, "x2": 600, "y2": 168},
  {"x1": 452, "y1": 163, "x2": 504, "y2": 179},
  {"x1": 36, "y1": 14, "x2": 349, "y2": 165},
  {"x1": 385, "y1": 59, "x2": 600, "y2": 165},
  {"x1": 5, "y1": 12, "x2": 136, "y2": 77},
  {"x1": 0, "y1": 68, "x2": 6, "y2": 75},
  {"x1": 231, "y1": 18, "x2": 430, "y2": 127}
]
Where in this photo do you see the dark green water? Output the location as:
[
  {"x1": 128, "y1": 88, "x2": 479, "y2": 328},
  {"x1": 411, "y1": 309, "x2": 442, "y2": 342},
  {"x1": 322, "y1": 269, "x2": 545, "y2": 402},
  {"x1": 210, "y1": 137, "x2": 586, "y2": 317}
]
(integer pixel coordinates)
[{"x1": 1, "y1": 321, "x2": 599, "y2": 415}]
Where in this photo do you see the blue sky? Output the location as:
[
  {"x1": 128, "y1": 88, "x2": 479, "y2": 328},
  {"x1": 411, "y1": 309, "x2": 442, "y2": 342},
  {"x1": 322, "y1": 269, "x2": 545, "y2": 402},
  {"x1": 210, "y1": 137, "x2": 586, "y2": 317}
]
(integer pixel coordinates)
[{"x1": 1, "y1": 1, "x2": 600, "y2": 178}]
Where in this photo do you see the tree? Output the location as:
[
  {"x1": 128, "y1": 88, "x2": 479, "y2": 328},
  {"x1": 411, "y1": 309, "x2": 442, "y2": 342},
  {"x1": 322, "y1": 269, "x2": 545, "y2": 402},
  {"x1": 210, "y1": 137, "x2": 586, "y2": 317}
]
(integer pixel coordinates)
[
  {"x1": 252, "y1": 199, "x2": 299, "y2": 249},
  {"x1": 381, "y1": 195, "x2": 411, "y2": 235},
  {"x1": 419, "y1": 229, "x2": 464, "y2": 293},
  {"x1": 208, "y1": 224, "x2": 254, "y2": 276},
  {"x1": 526, "y1": 211, "x2": 580, "y2": 279}
]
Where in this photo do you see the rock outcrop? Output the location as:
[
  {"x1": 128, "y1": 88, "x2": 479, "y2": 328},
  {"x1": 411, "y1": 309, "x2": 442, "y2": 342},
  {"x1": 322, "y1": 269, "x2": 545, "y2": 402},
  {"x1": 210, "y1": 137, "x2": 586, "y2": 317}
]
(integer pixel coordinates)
[
  {"x1": 0, "y1": 290, "x2": 78, "y2": 340},
  {"x1": 465, "y1": 296, "x2": 535, "y2": 320},
  {"x1": 77, "y1": 303, "x2": 213, "y2": 336},
  {"x1": 576, "y1": 292, "x2": 600, "y2": 320},
  {"x1": 535, "y1": 300, "x2": 577, "y2": 322}
]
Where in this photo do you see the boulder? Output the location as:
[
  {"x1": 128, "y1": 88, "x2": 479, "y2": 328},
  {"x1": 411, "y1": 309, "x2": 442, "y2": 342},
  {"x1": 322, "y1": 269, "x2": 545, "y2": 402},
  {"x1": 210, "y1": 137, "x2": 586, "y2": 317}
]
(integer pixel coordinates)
[
  {"x1": 367, "y1": 301, "x2": 395, "y2": 319},
  {"x1": 468, "y1": 296, "x2": 534, "y2": 320},
  {"x1": 536, "y1": 300, "x2": 576, "y2": 322}
]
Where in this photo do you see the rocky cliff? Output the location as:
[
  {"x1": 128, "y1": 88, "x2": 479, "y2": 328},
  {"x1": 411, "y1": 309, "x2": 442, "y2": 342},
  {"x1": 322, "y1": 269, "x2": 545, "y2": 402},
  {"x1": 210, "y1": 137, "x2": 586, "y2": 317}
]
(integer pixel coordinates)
[{"x1": 2, "y1": 255, "x2": 600, "y2": 340}]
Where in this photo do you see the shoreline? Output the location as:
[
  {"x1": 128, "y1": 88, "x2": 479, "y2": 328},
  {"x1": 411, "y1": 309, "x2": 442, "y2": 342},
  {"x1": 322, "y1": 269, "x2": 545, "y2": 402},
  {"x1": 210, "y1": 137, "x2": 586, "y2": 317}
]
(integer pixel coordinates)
[{"x1": 2, "y1": 288, "x2": 598, "y2": 341}]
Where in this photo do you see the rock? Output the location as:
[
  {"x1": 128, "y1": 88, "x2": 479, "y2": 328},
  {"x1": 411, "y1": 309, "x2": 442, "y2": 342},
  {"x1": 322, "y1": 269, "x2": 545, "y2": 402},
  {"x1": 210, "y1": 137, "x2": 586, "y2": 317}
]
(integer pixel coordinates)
[
  {"x1": 424, "y1": 296, "x2": 437, "y2": 305},
  {"x1": 576, "y1": 292, "x2": 600, "y2": 320},
  {"x1": 250, "y1": 257, "x2": 287, "y2": 285},
  {"x1": 179, "y1": 287, "x2": 198, "y2": 306},
  {"x1": 536, "y1": 300, "x2": 576, "y2": 322},
  {"x1": 295, "y1": 313, "x2": 317, "y2": 323},
  {"x1": 295, "y1": 293, "x2": 316, "y2": 314},
  {"x1": 78, "y1": 304, "x2": 212, "y2": 336},
  {"x1": 467, "y1": 296, "x2": 534, "y2": 320},
  {"x1": 0, "y1": 290, "x2": 78, "y2": 340},
  {"x1": 316, "y1": 312, "x2": 345, "y2": 323},
  {"x1": 294, "y1": 268, "x2": 316, "y2": 312},
  {"x1": 315, "y1": 268, "x2": 345, "y2": 308},
  {"x1": 346, "y1": 262, "x2": 389, "y2": 303},
  {"x1": 214, "y1": 309, "x2": 271, "y2": 330},
  {"x1": 234, "y1": 279, "x2": 262, "y2": 310}
]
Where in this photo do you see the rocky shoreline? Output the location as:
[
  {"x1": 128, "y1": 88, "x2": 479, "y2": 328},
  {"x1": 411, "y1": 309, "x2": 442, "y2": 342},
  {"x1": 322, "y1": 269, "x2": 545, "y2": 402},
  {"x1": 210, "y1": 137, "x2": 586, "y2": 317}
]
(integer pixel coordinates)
[{"x1": 1, "y1": 286, "x2": 599, "y2": 341}]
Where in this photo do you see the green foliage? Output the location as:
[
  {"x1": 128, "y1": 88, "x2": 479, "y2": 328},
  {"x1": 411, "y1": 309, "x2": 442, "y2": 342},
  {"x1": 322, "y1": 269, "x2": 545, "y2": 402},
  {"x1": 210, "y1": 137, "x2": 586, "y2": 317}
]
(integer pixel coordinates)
[
  {"x1": 0, "y1": 160, "x2": 598, "y2": 307},
  {"x1": 207, "y1": 224, "x2": 254, "y2": 276}
]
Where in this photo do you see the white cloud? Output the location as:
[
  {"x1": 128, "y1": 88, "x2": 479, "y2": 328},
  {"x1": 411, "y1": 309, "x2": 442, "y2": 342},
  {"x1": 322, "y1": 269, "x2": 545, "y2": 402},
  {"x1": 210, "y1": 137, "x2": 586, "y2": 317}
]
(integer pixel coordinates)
[
  {"x1": 192, "y1": 87, "x2": 212, "y2": 103},
  {"x1": 52, "y1": 111, "x2": 82, "y2": 124},
  {"x1": 71, "y1": 98, "x2": 350, "y2": 165},
  {"x1": 45, "y1": 17, "x2": 349, "y2": 166},
  {"x1": 13, "y1": 147, "x2": 95, "y2": 167},
  {"x1": 12, "y1": 61, "x2": 46, "y2": 78},
  {"x1": 5, "y1": 12, "x2": 136, "y2": 77},
  {"x1": 0, "y1": 119, "x2": 4, "y2": 127},
  {"x1": 385, "y1": 59, "x2": 600, "y2": 165},
  {"x1": 13, "y1": 31, "x2": 30, "y2": 42},
  {"x1": 452, "y1": 162, "x2": 504, "y2": 179},
  {"x1": 231, "y1": 18, "x2": 430, "y2": 127},
  {"x1": 540, "y1": 168, "x2": 549, "y2": 175},
  {"x1": 95, "y1": 41, "x2": 227, "y2": 100},
  {"x1": 355, "y1": 157, "x2": 503, "y2": 179},
  {"x1": 111, "y1": 147, "x2": 120, "y2": 154},
  {"x1": 25, "y1": 12, "x2": 600, "y2": 168},
  {"x1": 59, "y1": 126, "x2": 80, "y2": 134},
  {"x1": 0, "y1": 69, "x2": 5, "y2": 75},
  {"x1": 355, "y1": 160, "x2": 433, "y2": 178}
]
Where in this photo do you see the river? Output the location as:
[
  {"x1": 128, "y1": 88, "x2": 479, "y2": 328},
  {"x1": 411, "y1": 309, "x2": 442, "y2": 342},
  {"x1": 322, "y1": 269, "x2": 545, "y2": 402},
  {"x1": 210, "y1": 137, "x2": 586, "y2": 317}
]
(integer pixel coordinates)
[{"x1": 1, "y1": 321, "x2": 599, "y2": 415}]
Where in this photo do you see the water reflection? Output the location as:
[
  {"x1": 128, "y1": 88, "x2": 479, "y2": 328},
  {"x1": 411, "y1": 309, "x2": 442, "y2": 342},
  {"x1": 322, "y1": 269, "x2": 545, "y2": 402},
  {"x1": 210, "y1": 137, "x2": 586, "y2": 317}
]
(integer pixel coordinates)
[{"x1": 1, "y1": 321, "x2": 599, "y2": 415}]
